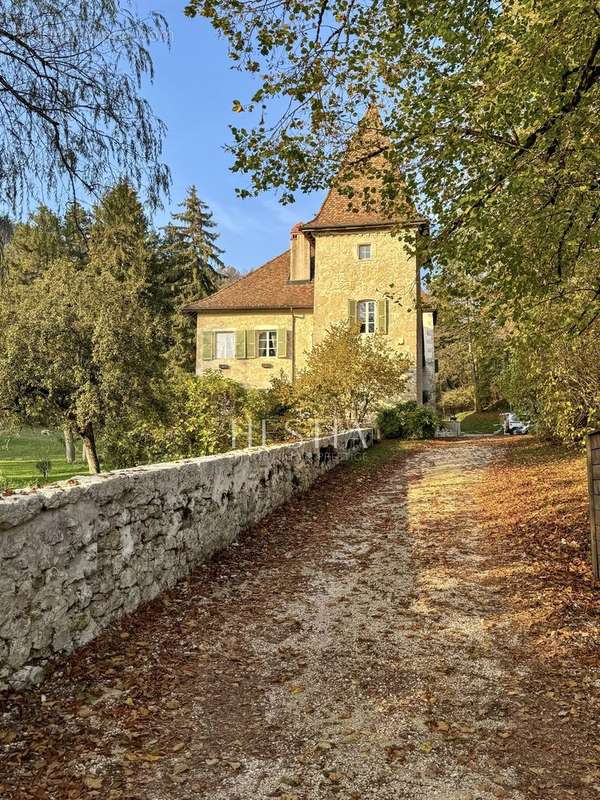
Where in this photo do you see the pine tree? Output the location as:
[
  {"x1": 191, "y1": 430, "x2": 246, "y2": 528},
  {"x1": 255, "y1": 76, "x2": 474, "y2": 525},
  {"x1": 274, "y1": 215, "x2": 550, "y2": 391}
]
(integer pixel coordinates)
[
  {"x1": 89, "y1": 181, "x2": 151, "y2": 287},
  {"x1": 163, "y1": 186, "x2": 224, "y2": 370}
]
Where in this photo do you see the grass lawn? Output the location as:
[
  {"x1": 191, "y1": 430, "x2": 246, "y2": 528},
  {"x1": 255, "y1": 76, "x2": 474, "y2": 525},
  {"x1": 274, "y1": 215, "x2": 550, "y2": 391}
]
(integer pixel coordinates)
[
  {"x1": 0, "y1": 426, "x2": 88, "y2": 489},
  {"x1": 456, "y1": 410, "x2": 504, "y2": 434}
]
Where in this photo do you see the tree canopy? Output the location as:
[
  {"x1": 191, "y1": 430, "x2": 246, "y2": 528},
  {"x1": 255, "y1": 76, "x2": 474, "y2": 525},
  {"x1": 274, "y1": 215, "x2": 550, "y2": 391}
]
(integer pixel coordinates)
[
  {"x1": 296, "y1": 322, "x2": 409, "y2": 427},
  {"x1": 0, "y1": 0, "x2": 169, "y2": 210},
  {"x1": 0, "y1": 259, "x2": 162, "y2": 472},
  {"x1": 185, "y1": 0, "x2": 600, "y2": 323}
]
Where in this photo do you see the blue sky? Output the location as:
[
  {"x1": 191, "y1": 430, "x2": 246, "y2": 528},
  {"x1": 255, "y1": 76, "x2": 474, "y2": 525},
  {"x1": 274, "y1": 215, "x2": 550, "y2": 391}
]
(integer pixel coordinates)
[{"x1": 140, "y1": 2, "x2": 325, "y2": 273}]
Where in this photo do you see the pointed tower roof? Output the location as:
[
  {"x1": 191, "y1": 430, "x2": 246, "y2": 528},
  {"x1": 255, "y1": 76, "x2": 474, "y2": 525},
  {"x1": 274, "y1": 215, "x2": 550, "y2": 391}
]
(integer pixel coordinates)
[{"x1": 303, "y1": 105, "x2": 426, "y2": 231}]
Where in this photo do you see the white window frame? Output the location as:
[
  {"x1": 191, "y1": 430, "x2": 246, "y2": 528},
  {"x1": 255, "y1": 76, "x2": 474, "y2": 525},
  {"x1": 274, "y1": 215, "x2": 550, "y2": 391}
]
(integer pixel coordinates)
[
  {"x1": 258, "y1": 329, "x2": 277, "y2": 357},
  {"x1": 357, "y1": 243, "x2": 372, "y2": 261},
  {"x1": 215, "y1": 330, "x2": 235, "y2": 359},
  {"x1": 358, "y1": 300, "x2": 376, "y2": 335}
]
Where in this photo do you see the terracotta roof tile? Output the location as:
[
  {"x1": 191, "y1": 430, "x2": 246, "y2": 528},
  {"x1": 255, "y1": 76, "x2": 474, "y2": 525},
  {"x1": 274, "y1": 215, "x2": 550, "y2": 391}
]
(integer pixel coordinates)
[
  {"x1": 183, "y1": 251, "x2": 313, "y2": 313},
  {"x1": 303, "y1": 106, "x2": 426, "y2": 230}
]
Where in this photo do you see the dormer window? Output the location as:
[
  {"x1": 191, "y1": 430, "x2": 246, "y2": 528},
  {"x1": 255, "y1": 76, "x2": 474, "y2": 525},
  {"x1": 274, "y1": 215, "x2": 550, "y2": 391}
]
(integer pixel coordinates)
[{"x1": 358, "y1": 243, "x2": 371, "y2": 260}]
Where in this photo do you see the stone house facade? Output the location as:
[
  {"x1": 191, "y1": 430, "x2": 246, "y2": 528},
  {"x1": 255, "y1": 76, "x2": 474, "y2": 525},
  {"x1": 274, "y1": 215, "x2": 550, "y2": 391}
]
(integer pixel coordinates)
[{"x1": 185, "y1": 115, "x2": 436, "y2": 404}]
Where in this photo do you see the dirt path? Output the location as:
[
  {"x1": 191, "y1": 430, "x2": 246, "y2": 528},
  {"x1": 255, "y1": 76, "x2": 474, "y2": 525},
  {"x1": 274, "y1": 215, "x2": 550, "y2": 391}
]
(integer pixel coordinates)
[{"x1": 1, "y1": 439, "x2": 598, "y2": 799}]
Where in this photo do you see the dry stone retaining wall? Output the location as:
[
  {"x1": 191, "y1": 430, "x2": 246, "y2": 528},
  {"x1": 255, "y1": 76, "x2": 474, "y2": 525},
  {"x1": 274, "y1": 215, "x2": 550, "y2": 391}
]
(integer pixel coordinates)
[{"x1": 0, "y1": 430, "x2": 372, "y2": 690}]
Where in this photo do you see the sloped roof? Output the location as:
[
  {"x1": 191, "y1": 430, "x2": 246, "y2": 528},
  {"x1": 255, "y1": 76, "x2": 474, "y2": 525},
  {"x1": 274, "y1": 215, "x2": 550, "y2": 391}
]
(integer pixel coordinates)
[
  {"x1": 303, "y1": 106, "x2": 426, "y2": 230},
  {"x1": 185, "y1": 247, "x2": 431, "y2": 315},
  {"x1": 183, "y1": 251, "x2": 313, "y2": 314}
]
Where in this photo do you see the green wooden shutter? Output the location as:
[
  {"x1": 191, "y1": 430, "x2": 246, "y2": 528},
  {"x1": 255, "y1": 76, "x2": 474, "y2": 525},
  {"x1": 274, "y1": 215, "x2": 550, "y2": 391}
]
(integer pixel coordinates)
[
  {"x1": 377, "y1": 299, "x2": 389, "y2": 334},
  {"x1": 277, "y1": 328, "x2": 288, "y2": 358},
  {"x1": 246, "y1": 329, "x2": 256, "y2": 358},
  {"x1": 201, "y1": 331, "x2": 214, "y2": 361},
  {"x1": 348, "y1": 299, "x2": 358, "y2": 326},
  {"x1": 235, "y1": 330, "x2": 246, "y2": 359}
]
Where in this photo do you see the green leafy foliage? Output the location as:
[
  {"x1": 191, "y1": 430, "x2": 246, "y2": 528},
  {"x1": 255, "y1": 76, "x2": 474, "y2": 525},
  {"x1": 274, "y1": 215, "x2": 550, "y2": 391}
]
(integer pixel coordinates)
[
  {"x1": 105, "y1": 370, "x2": 247, "y2": 468},
  {"x1": 0, "y1": 257, "x2": 164, "y2": 472},
  {"x1": 377, "y1": 401, "x2": 439, "y2": 440},
  {"x1": 430, "y1": 275, "x2": 508, "y2": 413},
  {"x1": 295, "y1": 322, "x2": 410, "y2": 428},
  {"x1": 500, "y1": 318, "x2": 600, "y2": 445},
  {"x1": 439, "y1": 386, "x2": 477, "y2": 415}
]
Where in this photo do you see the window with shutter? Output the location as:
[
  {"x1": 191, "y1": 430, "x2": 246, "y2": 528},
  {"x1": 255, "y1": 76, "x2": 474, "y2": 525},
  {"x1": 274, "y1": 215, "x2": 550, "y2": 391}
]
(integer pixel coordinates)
[
  {"x1": 258, "y1": 330, "x2": 277, "y2": 357},
  {"x1": 348, "y1": 299, "x2": 358, "y2": 326},
  {"x1": 277, "y1": 327, "x2": 288, "y2": 358},
  {"x1": 246, "y1": 329, "x2": 256, "y2": 358},
  {"x1": 357, "y1": 300, "x2": 376, "y2": 334},
  {"x1": 235, "y1": 330, "x2": 246, "y2": 359},
  {"x1": 215, "y1": 331, "x2": 235, "y2": 358}
]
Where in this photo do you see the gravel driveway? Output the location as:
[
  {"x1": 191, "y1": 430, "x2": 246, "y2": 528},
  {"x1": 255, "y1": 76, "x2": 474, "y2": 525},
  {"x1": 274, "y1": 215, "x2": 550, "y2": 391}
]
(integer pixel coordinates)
[{"x1": 0, "y1": 439, "x2": 593, "y2": 799}]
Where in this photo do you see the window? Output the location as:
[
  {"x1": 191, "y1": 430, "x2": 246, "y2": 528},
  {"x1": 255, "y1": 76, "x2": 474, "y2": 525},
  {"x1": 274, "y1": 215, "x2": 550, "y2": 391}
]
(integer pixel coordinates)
[
  {"x1": 358, "y1": 243, "x2": 371, "y2": 260},
  {"x1": 258, "y1": 330, "x2": 277, "y2": 357},
  {"x1": 358, "y1": 300, "x2": 376, "y2": 334},
  {"x1": 215, "y1": 331, "x2": 235, "y2": 359}
]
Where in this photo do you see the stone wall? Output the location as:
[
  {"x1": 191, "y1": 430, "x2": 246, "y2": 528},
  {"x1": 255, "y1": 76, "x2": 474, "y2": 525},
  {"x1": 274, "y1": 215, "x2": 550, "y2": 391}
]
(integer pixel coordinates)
[{"x1": 0, "y1": 430, "x2": 372, "y2": 690}]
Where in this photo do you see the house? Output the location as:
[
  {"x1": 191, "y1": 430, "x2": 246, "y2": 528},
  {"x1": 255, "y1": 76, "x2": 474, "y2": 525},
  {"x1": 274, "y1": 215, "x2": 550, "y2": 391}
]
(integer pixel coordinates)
[{"x1": 184, "y1": 111, "x2": 436, "y2": 405}]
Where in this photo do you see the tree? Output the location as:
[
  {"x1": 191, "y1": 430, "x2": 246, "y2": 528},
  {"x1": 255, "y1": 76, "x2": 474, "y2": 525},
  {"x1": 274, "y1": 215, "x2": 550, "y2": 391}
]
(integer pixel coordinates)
[
  {"x1": 295, "y1": 322, "x2": 409, "y2": 427},
  {"x1": 0, "y1": 259, "x2": 164, "y2": 473},
  {"x1": 430, "y1": 275, "x2": 507, "y2": 413},
  {"x1": 89, "y1": 181, "x2": 152, "y2": 287},
  {"x1": 501, "y1": 314, "x2": 600, "y2": 444},
  {"x1": 162, "y1": 187, "x2": 224, "y2": 369},
  {"x1": 63, "y1": 202, "x2": 91, "y2": 267},
  {"x1": 4, "y1": 206, "x2": 64, "y2": 284},
  {"x1": 108, "y1": 370, "x2": 248, "y2": 467},
  {"x1": 89, "y1": 181, "x2": 175, "y2": 349},
  {"x1": 185, "y1": 0, "x2": 600, "y2": 324},
  {"x1": 0, "y1": 0, "x2": 169, "y2": 210},
  {"x1": 220, "y1": 264, "x2": 244, "y2": 286},
  {"x1": 0, "y1": 215, "x2": 13, "y2": 284}
]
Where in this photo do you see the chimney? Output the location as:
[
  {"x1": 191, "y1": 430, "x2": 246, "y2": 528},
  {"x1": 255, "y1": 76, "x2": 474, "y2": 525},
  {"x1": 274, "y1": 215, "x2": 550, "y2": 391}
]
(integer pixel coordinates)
[{"x1": 290, "y1": 223, "x2": 312, "y2": 282}]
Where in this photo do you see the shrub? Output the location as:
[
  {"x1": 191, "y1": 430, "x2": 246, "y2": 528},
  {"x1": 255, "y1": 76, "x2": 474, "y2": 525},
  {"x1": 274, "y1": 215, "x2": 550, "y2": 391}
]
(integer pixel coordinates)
[
  {"x1": 35, "y1": 459, "x2": 52, "y2": 479},
  {"x1": 295, "y1": 322, "x2": 410, "y2": 427},
  {"x1": 377, "y1": 401, "x2": 439, "y2": 440},
  {"x1": 440, "y1": 385, "x2": 475, "y2": 414},
  {"x1": 104, "y1": 369, "x2": 248, "y2": 468}
]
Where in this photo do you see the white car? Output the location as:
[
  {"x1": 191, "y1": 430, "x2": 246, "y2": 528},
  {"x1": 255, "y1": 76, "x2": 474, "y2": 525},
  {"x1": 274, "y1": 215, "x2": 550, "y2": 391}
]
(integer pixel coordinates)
[{"x1": 501, "y1": 413, "x2": 531, "y2": 435}]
